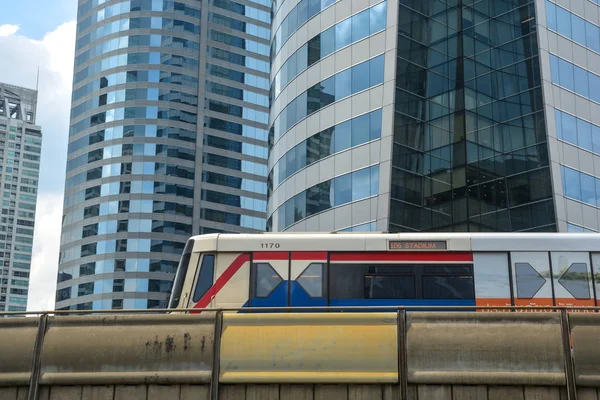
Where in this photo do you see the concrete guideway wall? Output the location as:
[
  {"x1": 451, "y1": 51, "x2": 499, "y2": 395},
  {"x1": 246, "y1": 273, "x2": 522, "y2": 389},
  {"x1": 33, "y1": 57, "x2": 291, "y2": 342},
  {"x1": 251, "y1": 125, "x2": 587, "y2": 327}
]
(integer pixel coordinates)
[{"x1": 1, "y1": 311, "x2": 600, "y2": 400}]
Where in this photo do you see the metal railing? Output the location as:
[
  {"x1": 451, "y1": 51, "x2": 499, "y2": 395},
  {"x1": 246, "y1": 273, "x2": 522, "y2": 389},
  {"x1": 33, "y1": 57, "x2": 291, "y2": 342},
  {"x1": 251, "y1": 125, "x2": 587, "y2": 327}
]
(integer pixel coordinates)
[{"x1": 2, "y1": 304, "x2": 600, "y2": 317}]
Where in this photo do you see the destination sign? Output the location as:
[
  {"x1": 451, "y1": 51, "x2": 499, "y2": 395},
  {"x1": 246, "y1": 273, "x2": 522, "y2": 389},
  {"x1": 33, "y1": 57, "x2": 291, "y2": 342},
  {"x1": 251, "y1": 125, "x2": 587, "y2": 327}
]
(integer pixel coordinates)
[{"x1": 388, "y1": 240, "x2": 447, "y2": 250}]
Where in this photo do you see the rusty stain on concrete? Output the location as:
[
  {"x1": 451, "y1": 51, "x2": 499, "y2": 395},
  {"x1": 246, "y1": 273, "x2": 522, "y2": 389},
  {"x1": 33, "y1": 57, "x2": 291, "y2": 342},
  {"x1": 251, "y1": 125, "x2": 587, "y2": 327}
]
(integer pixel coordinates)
[{"x1": 184, "y1": 332, "x2": 191, "y2": 350}]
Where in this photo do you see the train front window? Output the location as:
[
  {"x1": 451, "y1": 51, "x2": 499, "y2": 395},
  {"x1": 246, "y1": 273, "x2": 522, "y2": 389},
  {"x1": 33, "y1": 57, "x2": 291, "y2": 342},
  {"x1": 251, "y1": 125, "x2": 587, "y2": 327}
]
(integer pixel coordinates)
[
  {"x1": 167, "y1": 246, "x2": 193, "y2": 308},
  {"x1": 193, "y1": 254, "x2": 215, "y2": 302}
]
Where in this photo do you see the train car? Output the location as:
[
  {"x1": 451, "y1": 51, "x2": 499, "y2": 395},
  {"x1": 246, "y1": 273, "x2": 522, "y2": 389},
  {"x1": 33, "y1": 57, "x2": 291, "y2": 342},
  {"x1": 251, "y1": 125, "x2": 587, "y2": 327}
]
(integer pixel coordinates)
[{"x1": 166, "y1": 232, "x2": 600, "y2": 311}]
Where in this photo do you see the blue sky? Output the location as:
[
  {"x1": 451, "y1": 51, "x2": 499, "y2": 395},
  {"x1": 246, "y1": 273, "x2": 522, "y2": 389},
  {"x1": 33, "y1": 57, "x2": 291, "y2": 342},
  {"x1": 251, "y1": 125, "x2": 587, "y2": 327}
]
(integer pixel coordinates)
[{"x1": 0, "y1": 0, "x2": 77, "y2": 40}]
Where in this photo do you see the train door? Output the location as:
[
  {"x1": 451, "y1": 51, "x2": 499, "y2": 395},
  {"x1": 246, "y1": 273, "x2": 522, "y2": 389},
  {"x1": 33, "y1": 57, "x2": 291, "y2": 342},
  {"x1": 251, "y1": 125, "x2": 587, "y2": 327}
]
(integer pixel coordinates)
[
  {"x1": 289, "y1": 252, "x2": 327, "y2": 307},
  {"x1": 550, "y1": 252, "x2": 595, "y2": 307},
  {"x1": 511, "y1": 252, "x2": 553, "y2": 306},
  {"x1": 250, "y1": 252, "x2": 289, "y2": 308}
]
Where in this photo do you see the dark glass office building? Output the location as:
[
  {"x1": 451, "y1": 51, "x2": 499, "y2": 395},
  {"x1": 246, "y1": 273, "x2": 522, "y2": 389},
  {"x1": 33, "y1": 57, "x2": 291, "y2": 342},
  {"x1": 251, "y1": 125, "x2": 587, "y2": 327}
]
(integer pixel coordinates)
[
  {"x1": 268, "y1": 0, "x2": 600, "y2": 234},
  {"x1": 56, "y1": 0, "x2": 271, "y2": 310}
]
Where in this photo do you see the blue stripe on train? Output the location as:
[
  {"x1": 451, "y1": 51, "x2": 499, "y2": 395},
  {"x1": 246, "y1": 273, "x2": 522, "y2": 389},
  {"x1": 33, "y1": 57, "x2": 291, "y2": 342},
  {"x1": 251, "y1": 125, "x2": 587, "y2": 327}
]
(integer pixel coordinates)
[{"x1": 239, "y1": 280, "x2": 475, "y2": 312}]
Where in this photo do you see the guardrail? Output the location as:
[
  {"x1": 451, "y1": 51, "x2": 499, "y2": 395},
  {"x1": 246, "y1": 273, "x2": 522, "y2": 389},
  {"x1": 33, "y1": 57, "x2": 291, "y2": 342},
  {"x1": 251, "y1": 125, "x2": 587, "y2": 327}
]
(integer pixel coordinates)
[{"x1": 1, "y1": 306, "x2": 600, "y2": 400}]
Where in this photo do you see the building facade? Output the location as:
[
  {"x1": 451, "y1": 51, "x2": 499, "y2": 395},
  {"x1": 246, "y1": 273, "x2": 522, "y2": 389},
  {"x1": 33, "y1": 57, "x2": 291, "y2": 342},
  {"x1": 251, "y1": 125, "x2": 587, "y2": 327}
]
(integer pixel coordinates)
[
  {"x1": 56, "y1": 0, "x2": 271, "y2": 310},
  {"x1": 267, "y1": 0, "x2": 600, "y2": 233},
  {"x1": 0, "y1": 83, "x2": 42, "y2": 312}
]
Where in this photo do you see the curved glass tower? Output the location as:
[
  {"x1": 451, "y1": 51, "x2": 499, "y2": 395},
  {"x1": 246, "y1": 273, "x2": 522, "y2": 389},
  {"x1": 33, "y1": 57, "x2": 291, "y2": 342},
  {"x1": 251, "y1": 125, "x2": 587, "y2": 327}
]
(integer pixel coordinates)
[
  {"x1": 267, "y1": 0, "x2": 597, "y2": 234},
  {"x1": 56, "y1": 0, "x2": 271, "y2": 310}
]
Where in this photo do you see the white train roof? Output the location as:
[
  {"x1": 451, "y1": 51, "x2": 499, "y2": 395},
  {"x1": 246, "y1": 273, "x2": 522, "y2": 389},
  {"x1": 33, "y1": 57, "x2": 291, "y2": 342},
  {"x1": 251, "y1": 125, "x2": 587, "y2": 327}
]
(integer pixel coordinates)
[{"x1": 190, "y1": 232, "x2": 600, "y2": 253}]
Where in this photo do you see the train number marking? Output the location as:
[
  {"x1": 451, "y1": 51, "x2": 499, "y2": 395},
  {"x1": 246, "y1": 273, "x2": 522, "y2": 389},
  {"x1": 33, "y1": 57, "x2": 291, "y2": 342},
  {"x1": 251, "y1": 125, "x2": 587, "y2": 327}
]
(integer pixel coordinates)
[{"x1": 260, "y1": 242, "x2": 280, "y2": 249}]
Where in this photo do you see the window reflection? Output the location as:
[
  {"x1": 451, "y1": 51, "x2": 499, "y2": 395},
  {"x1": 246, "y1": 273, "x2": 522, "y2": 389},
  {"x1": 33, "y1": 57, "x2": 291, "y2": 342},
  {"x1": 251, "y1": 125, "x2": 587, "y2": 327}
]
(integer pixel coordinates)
[
  {"x1": 270, "y1": 109, "x2": 382, "y2": 192},
  {"x1": 550, "y1": 54, "x2": 600, "y2": 104},
  {"x1": 546, "y1": 1, "x2": 600, "y2": 54},
  {"x1": 276, "y1": 164, "x2": 379, "y2": 230},
  {"x1": 561, "y1": 165, "x2": 600, "y2": 208},
  {"x1": 271, "y1": 55, "x2": 385, "y2": 145}
]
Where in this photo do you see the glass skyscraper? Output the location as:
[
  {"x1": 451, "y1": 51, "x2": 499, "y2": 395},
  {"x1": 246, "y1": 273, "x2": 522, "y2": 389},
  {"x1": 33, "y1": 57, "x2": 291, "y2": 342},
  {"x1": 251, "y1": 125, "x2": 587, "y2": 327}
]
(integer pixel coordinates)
[
  {"x1": 0, "y1": 83, "x2": 42, "y2": 312},
  {"x1": 267, "y1": 0, "x2": 600, "y2": 234},
  {"x1": 56, "y1": 0, "x2": 270, "y2": 310}
]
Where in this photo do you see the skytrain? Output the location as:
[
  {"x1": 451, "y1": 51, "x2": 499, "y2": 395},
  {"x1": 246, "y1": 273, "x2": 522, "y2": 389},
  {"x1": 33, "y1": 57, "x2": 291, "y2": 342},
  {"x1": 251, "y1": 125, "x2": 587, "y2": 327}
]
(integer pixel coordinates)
[{"x1": 166, "y1": 232, "x2": 600, "y2": 311}]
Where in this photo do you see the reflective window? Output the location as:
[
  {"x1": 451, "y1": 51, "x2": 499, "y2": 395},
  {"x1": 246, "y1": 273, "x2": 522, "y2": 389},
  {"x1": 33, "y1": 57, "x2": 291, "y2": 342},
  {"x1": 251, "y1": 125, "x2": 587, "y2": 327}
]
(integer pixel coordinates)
[
  {"x1": 567, "y1": 223, "x2": 597, "y2": 232},
  {"x1": 213, "y1": 0, "x2": 270, "y2": 23},
  {"x1": 546, "y1": 1, "x2": 600, "y2": 54},
  {"x1": 206, "y1": 64, "x2": 269, "y2": 90},
  {"x1": 550, "y1": 54, "x2": 600, "y2": 104},
  {"x1": 555, "y1": 109, "x2": 600, "y2": 155},
  {"x1": 70, "y1": 106, "x2": 197, "y2": 136},
  {"x1": 297, "y1": 263, "x2": 324, "y2": 297},
  {"x1": 74, "y1": 52, "x2": 199, "y2": 84},
  {"x1": 207, "y1": 100, "x2": 268, "y2": 124},
  {"x1": 207, "y1": 46, "x2": 270, "y2": 73},
  {"x1": 76, "y1": 17, "x2": 201, "y2": 51},
  {"x1": 208, "y1": 13, "x2": 270, "y2": 40},
  {"x1": 75, "y1": 34, "x2": 201, "y2": 67},
  {"x1": 338, "y1": 221, "x2": 377, "y2": 232},
  {"x1": 201, "y1": 208, "x2": 266, "y2": 230},
  {"x1": 206, "y1": 81, "x2": 269, "y2": 107},
  {"x1": 561, "y1": 165, "x2": 600, "y2": 207},
  {"x1": 71, "y1": 88, "x2": 198, "y2": 119},
  {"x1": 72, "y1": 70, "x2": 199, "y2": 103},
  {"x1": 193, "y1": 254, "x2": 215, "y2": 302},
  {"x1": 254, "y1": 263, "x2": 282, "y2": 297},
  {"x1": 272, "y1": 0, "x2": 342, "y2": 55},
  {"x1": 202, "y1": 170, "x2": 267, "y2": 195},
  {"x1": 270, "y1": 109, "x2": 382, "y2": 191},
  {"x1": 276, "y1": 164, "x2": 379, "y2": 230},
  {"x1": 365, "y1": 275, "x2": 415, "y2": 299},
  {"x1": 271, "y1": 55, "x2": 385, "y2": 144},
  {"x1": 78, "y1": 0, "x2": 201, "y2": 33},
  {"x1": 203, "y1": 152, "x2": 267, "y2": 177}
]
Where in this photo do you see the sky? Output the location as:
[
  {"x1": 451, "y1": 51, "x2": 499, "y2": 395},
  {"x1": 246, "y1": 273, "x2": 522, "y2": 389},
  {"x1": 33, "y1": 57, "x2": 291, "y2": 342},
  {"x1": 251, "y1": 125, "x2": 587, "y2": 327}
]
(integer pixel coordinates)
[{"x1": 0, "y1": 0, "x2": 78, "y2": 311}]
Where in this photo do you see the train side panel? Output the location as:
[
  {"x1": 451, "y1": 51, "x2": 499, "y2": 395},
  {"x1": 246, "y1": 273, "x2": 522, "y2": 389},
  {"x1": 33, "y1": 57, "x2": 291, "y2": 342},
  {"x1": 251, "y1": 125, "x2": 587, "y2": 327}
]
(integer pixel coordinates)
[{"x1": 473, "y1": 252, "x2": 512, "y2": 307}]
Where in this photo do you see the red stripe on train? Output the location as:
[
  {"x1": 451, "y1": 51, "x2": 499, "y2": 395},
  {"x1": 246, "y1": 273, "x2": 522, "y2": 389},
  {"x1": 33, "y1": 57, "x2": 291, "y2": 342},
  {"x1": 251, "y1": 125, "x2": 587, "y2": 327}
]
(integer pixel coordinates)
[
  {"x1": 329, "y1": 252, "x2": 473, "y2": 262},
  {"x1": 193, "y1": 253, "x2": 250, "y2": 309}
]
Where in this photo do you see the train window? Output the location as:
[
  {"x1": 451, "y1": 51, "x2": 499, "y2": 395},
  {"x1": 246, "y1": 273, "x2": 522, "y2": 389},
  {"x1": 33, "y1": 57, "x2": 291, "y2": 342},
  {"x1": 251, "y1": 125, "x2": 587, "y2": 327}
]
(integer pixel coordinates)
[
  {"x1": 167, "y1": 245, "x2": 193, "y2": 308},
  {"x1": 193, "y1": 254, "x2": 215, "y2": 302},
  {"x1": 330, "y1": 263, "x2": 474, "y2": 300},
  {"x1": 254, "y1": 263, "x2": 282, "y2": 297},
  {"x1": 297, "y1": 263, "x2": 324, "y2": 297},
  {"x1": 364, "y1": 275, "x2": 415, "y2": 299},
  {"x1": 330, "y1": 264, "x2": 415, "y2": 299},
  {"x1": 558, "y1": 263, "x2": 590, "y2": 300},
  {"x1": 515, "y1": 262, "x2": 545, "y2": 299},
  {"x1": 422, "y1": 276, "x2": 474, "y2": 299}
]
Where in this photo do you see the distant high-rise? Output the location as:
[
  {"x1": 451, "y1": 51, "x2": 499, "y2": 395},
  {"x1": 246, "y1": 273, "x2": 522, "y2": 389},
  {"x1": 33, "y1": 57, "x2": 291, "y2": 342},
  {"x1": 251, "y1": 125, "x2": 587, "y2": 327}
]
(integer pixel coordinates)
[
  {"x1": 56, "y1": 0, "x2": 270, "y2": 310},
  {"x1": 0, "y1": 83, "x2": 42, "y2": 312},
  {"x1": 267, "y1": 0, "x2": 600, "y2": 234}
]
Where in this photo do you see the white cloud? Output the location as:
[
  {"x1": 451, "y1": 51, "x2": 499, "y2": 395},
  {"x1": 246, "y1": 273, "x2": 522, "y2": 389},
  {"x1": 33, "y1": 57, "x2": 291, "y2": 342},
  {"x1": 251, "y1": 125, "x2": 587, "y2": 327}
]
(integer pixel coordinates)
[
  {"x1": 0, "y1": 21, "x2": 76, "y2": 311},
  {"x1": 0, "y1": 24, "x2": 19, "y2": 37}
]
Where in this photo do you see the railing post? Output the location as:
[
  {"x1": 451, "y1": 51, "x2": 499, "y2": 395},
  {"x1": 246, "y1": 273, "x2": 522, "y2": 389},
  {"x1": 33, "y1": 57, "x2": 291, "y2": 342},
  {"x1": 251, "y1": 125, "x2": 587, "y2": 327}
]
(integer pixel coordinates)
[
  {"x1": 560, "y1": 309, "x2": 577, "y2": 400},
  {"x1": 397, "y1": 308, "x2": 407, "y2": 400},
  {"x1": 28, "y1": 313, "x2": 48, "y2": 400},
  {"x1": 210, "y1": 311, "x2": 223, "y2": 400}
]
